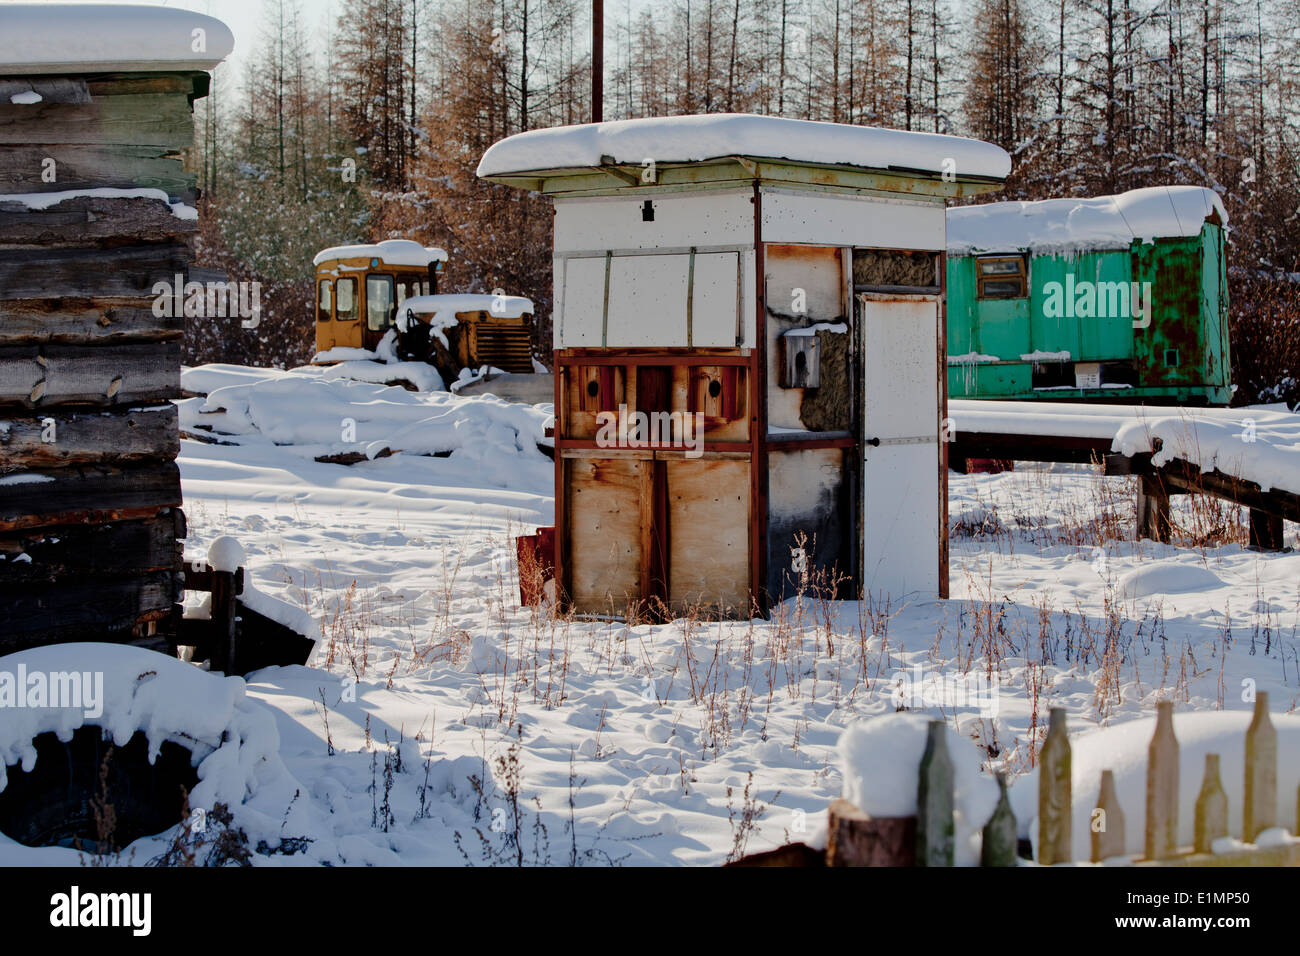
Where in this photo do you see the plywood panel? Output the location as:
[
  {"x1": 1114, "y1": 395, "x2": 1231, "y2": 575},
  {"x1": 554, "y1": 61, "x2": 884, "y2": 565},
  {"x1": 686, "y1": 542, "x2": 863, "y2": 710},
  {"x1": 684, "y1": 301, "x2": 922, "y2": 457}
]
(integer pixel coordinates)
[
  {"x1": 606, "y1": 254, "x2": 690, "y2": 346},
  {"x1": 761, "y1": 189, "x2": 945, "y2": 250},
  {"x1": 559, "y1": 256, "x2": 607, "y2": 347},
  {"x1": 567, "y1": 456, "x2": 645, "y2": 612},
  {"x1": 667, "y1": 459, "x2": 750, "y2": 613},
  {"x1": 692, "y1": 251, "x2": 740, "y2": 346},
  {"x1": 553, "y1": 192, "x2": 754, "y2": 252}
]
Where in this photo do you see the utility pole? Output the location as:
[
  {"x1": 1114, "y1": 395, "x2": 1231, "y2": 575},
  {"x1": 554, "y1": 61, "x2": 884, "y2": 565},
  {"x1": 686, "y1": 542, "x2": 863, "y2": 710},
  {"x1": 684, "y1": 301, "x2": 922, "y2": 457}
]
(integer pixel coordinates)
[{"x1": 592, "y1": 0, "x2": 603, "y2": 122}]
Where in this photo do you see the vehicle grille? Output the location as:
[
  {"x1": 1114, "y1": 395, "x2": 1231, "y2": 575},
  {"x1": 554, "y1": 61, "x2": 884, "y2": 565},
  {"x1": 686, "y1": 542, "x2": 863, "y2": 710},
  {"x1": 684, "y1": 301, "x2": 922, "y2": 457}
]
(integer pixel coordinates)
[{"x1": 473, "y1": 324, "x2": 534, "y2": 373}]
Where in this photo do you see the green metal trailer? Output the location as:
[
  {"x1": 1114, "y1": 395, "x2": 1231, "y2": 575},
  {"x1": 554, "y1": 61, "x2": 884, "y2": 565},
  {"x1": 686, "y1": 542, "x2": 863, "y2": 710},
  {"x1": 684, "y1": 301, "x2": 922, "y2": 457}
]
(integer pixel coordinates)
[{"x1": 945, "y1": 186, "x2": 1231, "y2": 406}]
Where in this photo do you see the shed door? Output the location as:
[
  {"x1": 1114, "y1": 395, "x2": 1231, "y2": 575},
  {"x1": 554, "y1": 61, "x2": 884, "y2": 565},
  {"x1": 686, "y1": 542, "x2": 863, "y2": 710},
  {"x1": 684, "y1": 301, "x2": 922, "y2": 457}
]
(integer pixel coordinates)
[{"x1": 860, "y1": 295, "x2": 941, "y2": 598}]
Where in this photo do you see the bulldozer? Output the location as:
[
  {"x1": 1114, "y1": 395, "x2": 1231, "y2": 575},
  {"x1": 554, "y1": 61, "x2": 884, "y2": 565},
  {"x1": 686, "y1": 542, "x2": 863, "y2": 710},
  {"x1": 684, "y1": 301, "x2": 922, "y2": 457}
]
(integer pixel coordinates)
[{"x1": 312, "y1": 239, "x2": 546, "y2": 398}]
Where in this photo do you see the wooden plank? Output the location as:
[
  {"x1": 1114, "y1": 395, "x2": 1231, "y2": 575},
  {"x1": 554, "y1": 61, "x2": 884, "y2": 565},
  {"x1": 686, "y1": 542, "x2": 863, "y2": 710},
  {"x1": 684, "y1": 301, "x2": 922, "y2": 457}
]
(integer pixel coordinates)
[
  {"x1": 82, "y1": 74, "x2": 199, "y2": 98},
  {"x1": 1092, "y1": 769, "x2": 1127, "y2": 861},
  {"x1": 1194, "y1": 754, "x2": 1228, "y2": 854},
  {"x1": 948, "y1": 431, "x2": 1111, "y2": 465},
  {"x1": 0, "y1": 511, "x2": 182, "y2": 575},
  {"x1": 0, "y1": 342, "x2": 179, "y2": 407},
  {"x1": 0, "y1": 460, "x2": 180, "y2": 532},
  {"x1": 555, "y1": 348, "x2": 751, "y2": 365},
  {"x1": 0, "y1": 243, "x2": 190, "y2": 299},
  {"x1": 0, "y1": 404, "x2": 177, "y2": 472},
  {"x1": 567, "y1": 456, "x2": 645, "y2": 613},
  {"x1": 0, "y1": 570, "x2": 179, "y2": 653},
  {"x1": 182, "y1": 566, "x2": 244, "y2": 596},
  {"x1": 1145, "y1": 700, "x2": 1180, "y2": 860},
  {"x1": 0, "y1": 299, "x2": 180, "y2": 345},
  {"x1": 0, "y1": 94, "x2": 195, "y2": 148},
  {"x1": 666, "y1": 458, "x2": 750, "y2": 614},
  {"x1": 1248, "y1": 509, "x2": 1286, "y2": 550},
  {"x1": 1162, "y1": 461, "x2": 1300, "y2": 522},
  {"x1": 1244, "y1": 693, "x2": 1277, "y2": 842},
  {"x1": 0, "y1": 191, "x2": 197, "y2": 242},
  {"x1": 0, "y1": 79, "x2": 91, "y2": 105},
  {"x1": 1137, "y1": 473, "x2": 1172, "y2": 543},
  {"x1": 1038, "y1": 707, "x2": 1072, "y2": 864},
  {"x1": 209, "y1": 570, "x2": 238, "y2": 674}
]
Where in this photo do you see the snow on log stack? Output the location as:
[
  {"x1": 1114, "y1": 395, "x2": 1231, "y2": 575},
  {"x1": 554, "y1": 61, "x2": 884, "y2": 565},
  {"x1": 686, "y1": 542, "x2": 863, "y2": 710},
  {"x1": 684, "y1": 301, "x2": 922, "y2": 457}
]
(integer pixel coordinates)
[{"x1": 0, "y1": 5, "x2": 233, "y2": 652}]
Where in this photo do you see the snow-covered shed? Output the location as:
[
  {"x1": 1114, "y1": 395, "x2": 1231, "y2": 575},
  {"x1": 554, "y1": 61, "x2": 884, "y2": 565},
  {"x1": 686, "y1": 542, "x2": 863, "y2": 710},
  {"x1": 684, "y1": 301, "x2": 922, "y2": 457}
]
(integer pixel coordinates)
[
  {"x1": 0, "y1": 4, "x2": 233, "y2": 651},
  {"x1": 479, "y1": 114, "x2": 1010, "y2": 615}
]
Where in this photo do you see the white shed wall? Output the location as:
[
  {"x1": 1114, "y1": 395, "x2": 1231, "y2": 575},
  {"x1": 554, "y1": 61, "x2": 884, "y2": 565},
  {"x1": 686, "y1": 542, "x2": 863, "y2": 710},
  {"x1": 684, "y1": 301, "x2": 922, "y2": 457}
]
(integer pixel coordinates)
[
  {"x1": 553, "y1": 191, "x2": 754, "y2": 252},
  {"x1": 552, "y1": 191, "x2": 757, "y2": 348},
  {"x1": 761, "y1": 188, "x2": 945, "y2": 250}
]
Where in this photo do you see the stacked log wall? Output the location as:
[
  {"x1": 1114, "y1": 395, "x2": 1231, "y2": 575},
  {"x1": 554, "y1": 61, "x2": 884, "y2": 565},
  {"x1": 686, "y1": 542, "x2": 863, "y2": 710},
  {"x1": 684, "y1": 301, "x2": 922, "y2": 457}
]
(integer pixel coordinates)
[{"x1": 0, "y1": 71, "x2": 206, "y2": 653}]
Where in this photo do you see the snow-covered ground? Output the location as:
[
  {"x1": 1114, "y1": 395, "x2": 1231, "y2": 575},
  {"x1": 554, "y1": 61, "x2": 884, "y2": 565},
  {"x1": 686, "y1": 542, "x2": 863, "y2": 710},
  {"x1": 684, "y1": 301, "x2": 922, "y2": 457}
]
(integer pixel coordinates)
[{"x1": 2, "y1": 366, "x2": 1297, "y2": 866}]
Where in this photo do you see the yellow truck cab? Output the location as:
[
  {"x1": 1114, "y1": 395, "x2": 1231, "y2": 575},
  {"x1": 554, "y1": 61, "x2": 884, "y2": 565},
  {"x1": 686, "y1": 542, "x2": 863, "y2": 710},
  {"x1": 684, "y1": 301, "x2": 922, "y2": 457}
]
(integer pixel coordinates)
[{"x1": 313, "y1": 240, "x2": 448, "y2": 358}]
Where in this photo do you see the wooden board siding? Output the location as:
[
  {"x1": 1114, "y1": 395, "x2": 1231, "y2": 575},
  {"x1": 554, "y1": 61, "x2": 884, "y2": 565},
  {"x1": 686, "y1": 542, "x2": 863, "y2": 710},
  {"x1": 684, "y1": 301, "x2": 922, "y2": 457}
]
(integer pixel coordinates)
[
  {"x1": 566, "y1": 456, "x2": 646, "y2": 613},
  {"x1": 556, "y1": 347, "x2": 758, "y2": 616},
  {"x1": 666, "y1": 458, "x2": 750, "y2": 613},
  {"x1": 0, "y1": 68, "x2": 204, "y2": 650}
]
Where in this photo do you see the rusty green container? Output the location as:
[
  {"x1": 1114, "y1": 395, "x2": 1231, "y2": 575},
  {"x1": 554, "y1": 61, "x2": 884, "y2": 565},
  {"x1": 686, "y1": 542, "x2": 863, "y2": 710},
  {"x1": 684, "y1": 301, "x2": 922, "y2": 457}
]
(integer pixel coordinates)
[{"x1": 945, "y1": 191, "x2": 1231, "y2": 406}]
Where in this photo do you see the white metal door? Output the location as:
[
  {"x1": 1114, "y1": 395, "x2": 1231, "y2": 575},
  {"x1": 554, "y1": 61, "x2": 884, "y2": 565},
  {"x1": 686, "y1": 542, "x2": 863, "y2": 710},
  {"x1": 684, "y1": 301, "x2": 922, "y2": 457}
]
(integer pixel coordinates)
[{"x1": 860, "y1": 294, "x2": 941, "y2": 599}]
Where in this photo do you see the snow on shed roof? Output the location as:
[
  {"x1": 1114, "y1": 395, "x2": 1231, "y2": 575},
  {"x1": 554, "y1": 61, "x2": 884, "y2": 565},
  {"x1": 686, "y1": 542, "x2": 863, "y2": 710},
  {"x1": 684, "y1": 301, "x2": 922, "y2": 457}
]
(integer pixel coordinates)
[
  {"x1": 0, "y1": 4, "x2": 234, "y2": 74},
  {"x1": 313, "y1": 239, "x2": 449, "y2": 268},
  {"x1": 477, "y1": 113, "x2": 1011, "y2": 182},
  {"x1": 947, "y1": 185, "x2": 1227, "y2": 256}
]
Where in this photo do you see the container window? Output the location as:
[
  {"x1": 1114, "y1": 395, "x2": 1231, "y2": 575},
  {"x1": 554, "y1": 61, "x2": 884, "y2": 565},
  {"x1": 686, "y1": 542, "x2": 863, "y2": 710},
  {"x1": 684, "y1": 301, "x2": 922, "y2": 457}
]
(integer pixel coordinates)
[
  {"x1": 317, "y1": 279, "x2": 333, "y2": 322},
  {"x1": 335, "y1": 278, "x2": 358, "y2": 321},
  {"x1": 367, "y1": 274, "x2": 396, "y2": 331},
  {"x1": 976, "y1": 256, "x2": 1027, "y2": 299}
]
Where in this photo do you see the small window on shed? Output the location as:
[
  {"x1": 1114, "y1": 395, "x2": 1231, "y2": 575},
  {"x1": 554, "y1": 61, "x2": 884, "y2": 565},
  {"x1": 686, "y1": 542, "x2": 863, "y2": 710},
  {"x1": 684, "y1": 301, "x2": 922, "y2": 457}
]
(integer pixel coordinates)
[{"x1": 976, "y1": 256, "x2": 1027, "y2": 299}]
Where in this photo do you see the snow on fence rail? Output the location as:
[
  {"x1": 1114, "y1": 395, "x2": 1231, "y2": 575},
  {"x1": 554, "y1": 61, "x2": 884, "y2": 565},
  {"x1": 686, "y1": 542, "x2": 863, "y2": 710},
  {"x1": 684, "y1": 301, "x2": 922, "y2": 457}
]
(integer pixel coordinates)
[
  {"x1": 948, "y1": 398, "x2": 1300, "y2": 550},
  {"x1": 949, "y1": 399, "x2": 1300, "y2": 497}
]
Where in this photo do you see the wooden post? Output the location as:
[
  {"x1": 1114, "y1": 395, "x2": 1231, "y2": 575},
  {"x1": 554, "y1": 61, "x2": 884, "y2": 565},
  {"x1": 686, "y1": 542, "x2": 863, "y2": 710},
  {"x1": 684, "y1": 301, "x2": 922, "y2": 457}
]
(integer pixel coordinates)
[
  {"x1": 1194, "y1": 753, "x2": 1228, "y2": 853},
  {"x1": 981, "y1": 771, "x2": 1018, "y2": 867},
  {"x1": 1244, "y1": 692, "x2": 1277, "y2": 842},
  {"x1": 1136, "y1": 473, "x2": 1171, "y2": 543},
  {"x1": 1038, "y1": 707, "x2": 1072, "y2": 864},
  {"x1": 917, "y1": 721, "x2": 954, "y2": 866},
  {"x1": 1091, "y1": 769, "x2": 1126, "y2": 862},
  {"x1": 825, "y1": 799, "x2": 916, "y2": 866},
  {"x1": 1247, "y1": 509, "x2": 1285, "y2": 551},
  {"x1": 209, "y1": 568, "x2": 238, "y2": 674},
  {"x1": 1144, "y1": 700, "x2": 1180, "y2": 860}
]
